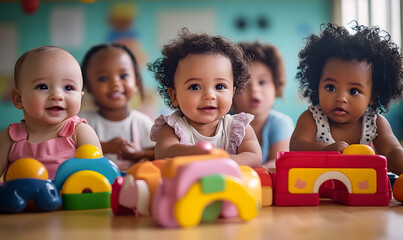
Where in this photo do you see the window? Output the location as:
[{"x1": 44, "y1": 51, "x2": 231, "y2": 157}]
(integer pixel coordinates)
[{"x1": 338, "y1": 0, "x2": 401, "y2": 47}]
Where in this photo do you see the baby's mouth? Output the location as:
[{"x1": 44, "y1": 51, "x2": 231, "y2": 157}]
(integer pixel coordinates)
[
  {"x1": 250, "y1": 98, "x2": 260, "y2": 107},
  {"x1": 333, "y1": 107, "x2": 347, "y2": 116},
  {"x1": 109, "y1": 92, "x2": 125, "y2": 100},
  {"x1": 199, "y1": 106, "x2": 217, "y2": 112},
  {"x1": 46, "y1": 106, "x2": 65, "y2": 111}
]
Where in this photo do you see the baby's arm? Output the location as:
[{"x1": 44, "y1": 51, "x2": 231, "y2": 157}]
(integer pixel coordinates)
[
  {"x1": 154, "y1": 124, "x2": 210, "y2": 159},
  {"x1": 73, "y1": 123, "x2": 103, "y2": 154},
  {"x1": 264, "y1": 139, "x2": 290, "y2": 168},
  {"x1": 290, "y1": 110, "x2": 348, "y2": 152},
  {"x1": 373, "y1": 115, "x2": 403, "y2": 175},
  {"x1": 232, "y1": 125, "x2": 262, "y2": 167},
  {"x1": 0, "y1": 128, "x2": 12, "y2": 179}
]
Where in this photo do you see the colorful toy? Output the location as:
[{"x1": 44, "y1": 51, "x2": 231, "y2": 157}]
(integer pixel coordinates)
[
  {"x1": 388, "y1": 172, "x2": 398, "y2": 189},
  {"x1": 274, "y1": 144, "x2": 391, "y2": 206},
  {"x1": 392, "y1": 174, "x2": 403, "y2": 202},
  {"x1": 22, "y1": 0, "x2": 40, "y2": 15},
  {"x1": 53, "y1": 144, "x2": 120, "y2": 210},
  {"x1": 253, "y1": 167, "x2": 273, "y2": 206},
  {"x1": 0, "y1": 158, "x2": 62, "y2": 213},
  {"x1": 111, "y1": 159, "x2": 166, "y2": 216},
  {"x1": 152, "y1": 149, "x2": 261, "y2": 228}
]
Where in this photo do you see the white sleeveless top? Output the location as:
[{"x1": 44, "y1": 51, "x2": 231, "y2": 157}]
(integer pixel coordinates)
[
  {"x1": 150, "y1": 111, "x2": 254, "y2": 154},
  {"x1": 309, "y1": 105, "x2": 377, "y2": 145}
]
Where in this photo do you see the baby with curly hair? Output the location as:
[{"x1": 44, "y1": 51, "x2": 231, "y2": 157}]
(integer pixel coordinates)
[
  {"x1": 148, "y1": 29, "x2": 262, "y2": 167},
  {"x1": 291, "y1": 22, "x2": 403, "y2": 174},
  {"x1": 232, "y1": 42, "x2": 294, "y2": 168}
]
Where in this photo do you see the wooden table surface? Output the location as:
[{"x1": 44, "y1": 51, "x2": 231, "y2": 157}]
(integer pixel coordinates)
[{"x1": 2, "y1": 199, "x2": 403, "y2": 240}]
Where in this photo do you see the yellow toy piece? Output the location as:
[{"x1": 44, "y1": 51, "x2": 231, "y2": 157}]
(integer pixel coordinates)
[
  {"x1": 342, "y1": 144, "x2": 375, "y2": 155},
  {"x1": 162, "y1": 149, "x2": 229, "y2": 178},
  {"x1": 62, "y1": 170, "x2": 111, "y2": 194},
  {"x1": 261, "y1": 186, "x2": 273, "y2": 206},
  {"x1": 288, "y1": 168, "x2": 377, "y2": 194},
  {"x1": 240, "y1": 166, "x2": 262, "y2": 208},
  {"x1": 75, "y1": 144, "x2": 103, "y2": 159},
  {"x1": 6, "y1": 158, "x2": 48, "y2": 181},
  {"x1": 174, "y1": 175, "x2": 258, "y2": 227}
]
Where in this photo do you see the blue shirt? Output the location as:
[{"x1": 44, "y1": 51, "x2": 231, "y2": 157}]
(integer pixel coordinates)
[{"x1": 261, "y1": 110, "x2": 294, "y2": 163}]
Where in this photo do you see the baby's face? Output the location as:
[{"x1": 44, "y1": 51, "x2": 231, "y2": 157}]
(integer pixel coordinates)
[
  {"x1": 318, "y1": 58, "x2": 373, "y2": 124},
  {"x1": 169, "y1": 54, "x2": 235, "y2": 127},
  {"x1": 16, "y1": 49, "x2": 83, "y2": 125},
  {"x1": 233, "y1": 61, "x2": 276, "y2": 118},
  {"x1": 85, "y1": 47, "x2": 137, "y2": 111}
]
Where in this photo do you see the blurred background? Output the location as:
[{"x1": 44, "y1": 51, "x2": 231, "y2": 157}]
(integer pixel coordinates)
[{"x1": 0, "y1": 0, "x2": 402, "y2": 141}]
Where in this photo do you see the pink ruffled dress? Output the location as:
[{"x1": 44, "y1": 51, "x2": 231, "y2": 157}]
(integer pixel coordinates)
[
  {"x1": 7, "y1": 116, "x2": 87, "y2": 179},
  {"x1": 150, "y1": 111, "x2": 254, "y2": 154}
]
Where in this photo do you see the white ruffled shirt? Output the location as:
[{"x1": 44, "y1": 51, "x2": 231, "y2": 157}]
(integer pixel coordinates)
[{"x1": 150, "y1": 111, "x2": 254, "y2": 154}]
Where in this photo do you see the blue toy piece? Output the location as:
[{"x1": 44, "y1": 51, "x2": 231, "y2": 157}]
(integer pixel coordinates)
[
  {"x1": 0, "y1": 178, "x2": 62, "y2": 213},
  {"x1": 388, "y1": 172, "x2": 398, "y2": 189},
  {"x1": 53, "y1": 156, "x2": 120, "y2": 210},
  {"x1": 53, "y1": 157, "x2": 121, "y2": 190}
]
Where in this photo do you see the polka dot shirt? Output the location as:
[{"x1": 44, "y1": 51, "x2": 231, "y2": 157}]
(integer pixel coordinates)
[{"x1": 309, "y1": 105, "x2": 377, "y2": 145}]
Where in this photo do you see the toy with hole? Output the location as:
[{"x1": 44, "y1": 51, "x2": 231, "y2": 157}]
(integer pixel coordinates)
[
  {"x1": 0, "y1": 158, "x2": 62, "y2": 213},
  {"x1": 152, "y1": 149, "x2": 261, "y2": 228},
  {"x1": 111, "y1": 159, "x2": 167, "y2": 216},
  {"x1": 53, "y1": 144, "x2": 121, "y2": 210},
  {"x1": 111, "y1": 141, "x2": 214, "y2": 216},
  {"x1": 274, "y1": 144, "x2": 391, "y2": 206}
]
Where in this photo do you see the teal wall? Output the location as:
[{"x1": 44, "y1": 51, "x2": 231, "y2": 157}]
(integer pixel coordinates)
[{"x1": 0, "y1": 0, "x2": 332, "y2": 130}]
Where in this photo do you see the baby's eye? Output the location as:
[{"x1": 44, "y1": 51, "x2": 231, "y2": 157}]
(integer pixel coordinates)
[
  {"x1": 216, "y1": 84, "x2": 226, "y2": 90},
  {"x1": 120, "y1": 73, "x2": 129, "y2": 80},
  {"x1": 189, "y1": 84, "x2": 200, "y2": 90},
  {"x1": 98, "y1": 76, "x2": 108, "y2": 82},
  {"x1": 35, "y1": 84, "x2": 48, "y2": 90},
  {"x1": 325, "y1": 84, "x2": 336, "y2": 92},
  {"x1": 350, "y1": 88, "x2": 360, "y2": 95},
  {"x1": 65, "y1": 85, "x2": 74, "y2": 91},
  {"x1": 258, "y1": 80, "x2": 267, "y2": 86}
]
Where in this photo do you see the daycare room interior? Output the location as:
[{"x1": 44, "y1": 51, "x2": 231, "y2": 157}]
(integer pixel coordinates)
[{"x1": 1, "y1": 0, "x2": 403, "y2": 239}]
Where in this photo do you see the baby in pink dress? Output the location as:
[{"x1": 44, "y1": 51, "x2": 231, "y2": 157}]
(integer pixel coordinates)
[{"x1": 0, "y1": 46, "x2": 101, "y2": 180}]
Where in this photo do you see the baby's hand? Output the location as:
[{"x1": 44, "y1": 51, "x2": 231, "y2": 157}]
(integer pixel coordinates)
[
  {"x1": 195, "y1": 141, "x2": 214, "y2": 154},
  {"x1": 117, "y1": 142, "x2": 145, "y2": 162},
  {"x1": 102, "y1": 137, "x2": 127, "y2": 154},
  {"x1": 323, "y1": 141, "x2": 349, "y2": 152}
]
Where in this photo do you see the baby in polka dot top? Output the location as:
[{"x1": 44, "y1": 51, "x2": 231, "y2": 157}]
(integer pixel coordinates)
[{"x1": 290, "y1": 22, "x2": 403, "y2": 175}]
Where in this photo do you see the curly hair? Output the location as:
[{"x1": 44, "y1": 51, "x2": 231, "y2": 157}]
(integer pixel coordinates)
[
  {"x1": 238, "y1": 41, "x2": 286, "y2": 97},
  {"x1": 296, "y1": 22, "x2": 403, "y2": 113},
  {"x1": 81, "y1": 43, "x2": 144, "y2": 100},
  {"x1": 147, "y1": 28, "x2": 249, "y2": 109}
]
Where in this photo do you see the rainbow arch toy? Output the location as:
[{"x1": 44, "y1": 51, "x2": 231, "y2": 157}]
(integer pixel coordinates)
[
  {"x1": 54, "y1": 145, "x2": 121, "y2": 210},
  {"x1": 152, "y1": 149, "x2": 261, "y2": 228}
]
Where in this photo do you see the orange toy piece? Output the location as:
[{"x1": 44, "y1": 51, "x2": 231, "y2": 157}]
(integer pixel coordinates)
[
  {"x1": 126, "y1": 160, "x2": 166, "y2": 204},
  {"x1": 6, "y1": 158, "x2": 49, "y2": 181},
  {"x1": 393, "y1": 174, "x2": 403, "y2": 202},
  {"x1": 150, "y1": 159, "x2": 168, "y2": 171},
  {"x1": 161, "y1": 149, "x2": 229, "y2": 178}
]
